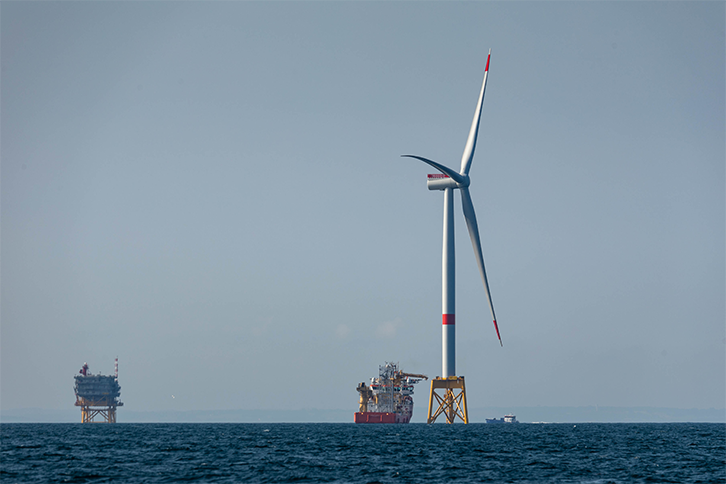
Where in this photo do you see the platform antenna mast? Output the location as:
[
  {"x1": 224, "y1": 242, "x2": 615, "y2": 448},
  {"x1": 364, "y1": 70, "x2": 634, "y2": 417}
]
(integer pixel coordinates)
[
  {"x1": 402, "y1": 49, "x2": 502, "y2": 424},
  {"x1": 114, "y1": 357, "x2": 118, "y2": 380}
]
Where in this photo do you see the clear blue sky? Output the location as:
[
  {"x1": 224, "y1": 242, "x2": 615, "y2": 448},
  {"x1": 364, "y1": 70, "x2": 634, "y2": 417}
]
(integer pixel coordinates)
[{"x1": 2, "y1": 2, "x2": 724, "y2": 415}]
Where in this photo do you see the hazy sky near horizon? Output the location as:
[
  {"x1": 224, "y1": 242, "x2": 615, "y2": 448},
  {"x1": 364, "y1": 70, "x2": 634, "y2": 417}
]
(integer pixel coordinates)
[{"x1": 2, "y1": 2, "x2": 724, "y2": 415}]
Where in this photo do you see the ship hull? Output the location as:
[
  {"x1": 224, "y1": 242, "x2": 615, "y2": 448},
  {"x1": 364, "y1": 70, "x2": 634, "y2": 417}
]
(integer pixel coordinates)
[{"x1": 354, "y1": 412, "x2": 411, "y2": 424}]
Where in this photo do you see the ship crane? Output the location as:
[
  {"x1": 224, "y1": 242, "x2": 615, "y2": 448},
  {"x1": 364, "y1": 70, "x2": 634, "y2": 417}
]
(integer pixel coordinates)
[
  {"x1": 356, "y1": 382, "x2": 374, "y2": 413},
  {"x1": 398, "y1": 372, "x2": 428, "y2": 382}
]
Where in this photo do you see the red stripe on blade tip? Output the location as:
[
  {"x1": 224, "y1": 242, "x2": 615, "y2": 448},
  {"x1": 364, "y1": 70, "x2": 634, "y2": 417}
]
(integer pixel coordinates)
[{"x1": 493, "y1": 320, "x2": 502, "y2": 346}]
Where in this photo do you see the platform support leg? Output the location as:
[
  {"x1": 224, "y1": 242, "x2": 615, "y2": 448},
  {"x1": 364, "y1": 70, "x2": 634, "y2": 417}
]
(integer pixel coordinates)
[
  {"x1": 426, "y1": 376, "x2": 468, "y2": 424},
  {"x1": 77, "y1": 402, "x2": 118, "y2": 423}
]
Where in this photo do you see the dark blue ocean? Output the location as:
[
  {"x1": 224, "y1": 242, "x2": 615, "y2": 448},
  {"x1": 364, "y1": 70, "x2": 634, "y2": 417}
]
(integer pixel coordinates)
[{"x1": 2, "y1": 423, "x2": 724, "y2": 483}]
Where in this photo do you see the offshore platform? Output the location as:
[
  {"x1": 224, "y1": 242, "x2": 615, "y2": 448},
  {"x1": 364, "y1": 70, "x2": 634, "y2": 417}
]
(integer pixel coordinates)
[{"x1": 74, "y1": 359, "x2": 123, "y2": 423}]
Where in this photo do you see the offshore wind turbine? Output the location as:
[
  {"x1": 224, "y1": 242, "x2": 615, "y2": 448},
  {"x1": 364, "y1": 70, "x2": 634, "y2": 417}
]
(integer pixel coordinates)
[{"x1": 403, "y1": 49, "x2": 501, "y2": 424}]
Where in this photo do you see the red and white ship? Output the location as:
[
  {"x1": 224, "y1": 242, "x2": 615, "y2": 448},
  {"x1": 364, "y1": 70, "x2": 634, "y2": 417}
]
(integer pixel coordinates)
[{"x1": 354, "y1": 362, "x2": 427, "y2": 424}]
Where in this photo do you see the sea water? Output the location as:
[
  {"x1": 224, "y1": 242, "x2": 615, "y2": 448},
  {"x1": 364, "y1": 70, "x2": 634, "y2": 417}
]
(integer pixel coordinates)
[{"x1": 2, "y1": 423, "x2": 724, "y2": 483}]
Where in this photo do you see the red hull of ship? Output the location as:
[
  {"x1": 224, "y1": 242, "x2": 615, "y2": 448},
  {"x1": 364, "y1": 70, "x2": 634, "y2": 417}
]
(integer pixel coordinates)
[
  {"x1": 354, "y1": 412, "x2": 411, "y2": 424},
  {"x1": 354, "y1": 412, "x2": 395, "y2": 424}
]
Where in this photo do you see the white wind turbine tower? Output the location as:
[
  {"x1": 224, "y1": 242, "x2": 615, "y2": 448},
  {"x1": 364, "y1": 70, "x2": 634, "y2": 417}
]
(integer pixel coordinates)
[{"x1": 403, "y1": 49, "x2": 501, "y2": 424}]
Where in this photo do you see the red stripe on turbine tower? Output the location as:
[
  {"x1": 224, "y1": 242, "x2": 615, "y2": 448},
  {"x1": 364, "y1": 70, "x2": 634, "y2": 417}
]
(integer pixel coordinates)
[{"x1": 442, "y1": 314, "x2": 455, "y2": 325}]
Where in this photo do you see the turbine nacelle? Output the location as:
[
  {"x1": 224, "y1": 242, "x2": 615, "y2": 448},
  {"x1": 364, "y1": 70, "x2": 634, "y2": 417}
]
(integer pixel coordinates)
[{"x1": 427, "y1": 173, "x2": 471, "y2": 191}]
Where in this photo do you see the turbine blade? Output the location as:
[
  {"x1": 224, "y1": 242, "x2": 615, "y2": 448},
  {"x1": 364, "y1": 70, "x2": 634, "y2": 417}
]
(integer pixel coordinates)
[
  {"x1": 460, "y1": 186, "x2": 502, "y2": 346},
  {"x1": 401, "y1": 155, "x2": 465, "y2": 184},
  {"x1": 460, "y1": 49, "x2": 491, "y2": 177}
]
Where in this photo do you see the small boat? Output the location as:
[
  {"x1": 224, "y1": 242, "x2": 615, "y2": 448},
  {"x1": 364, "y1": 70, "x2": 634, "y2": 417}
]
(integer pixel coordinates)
[{"x1": 486, "y1": 414, "x2": 519, "y2": 424}]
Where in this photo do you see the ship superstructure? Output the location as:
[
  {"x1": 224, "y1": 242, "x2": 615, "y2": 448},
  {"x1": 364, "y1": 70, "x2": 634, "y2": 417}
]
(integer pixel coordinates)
[
  {"x1": 486, "y1": 414, "x2": 519, "y2": 424},
  {"x1": 74, "y1": 360, "x2": 123, "y2": 423},
  {"x1": 354, "y1": 362, "x2": 427, "y2": 424}
]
